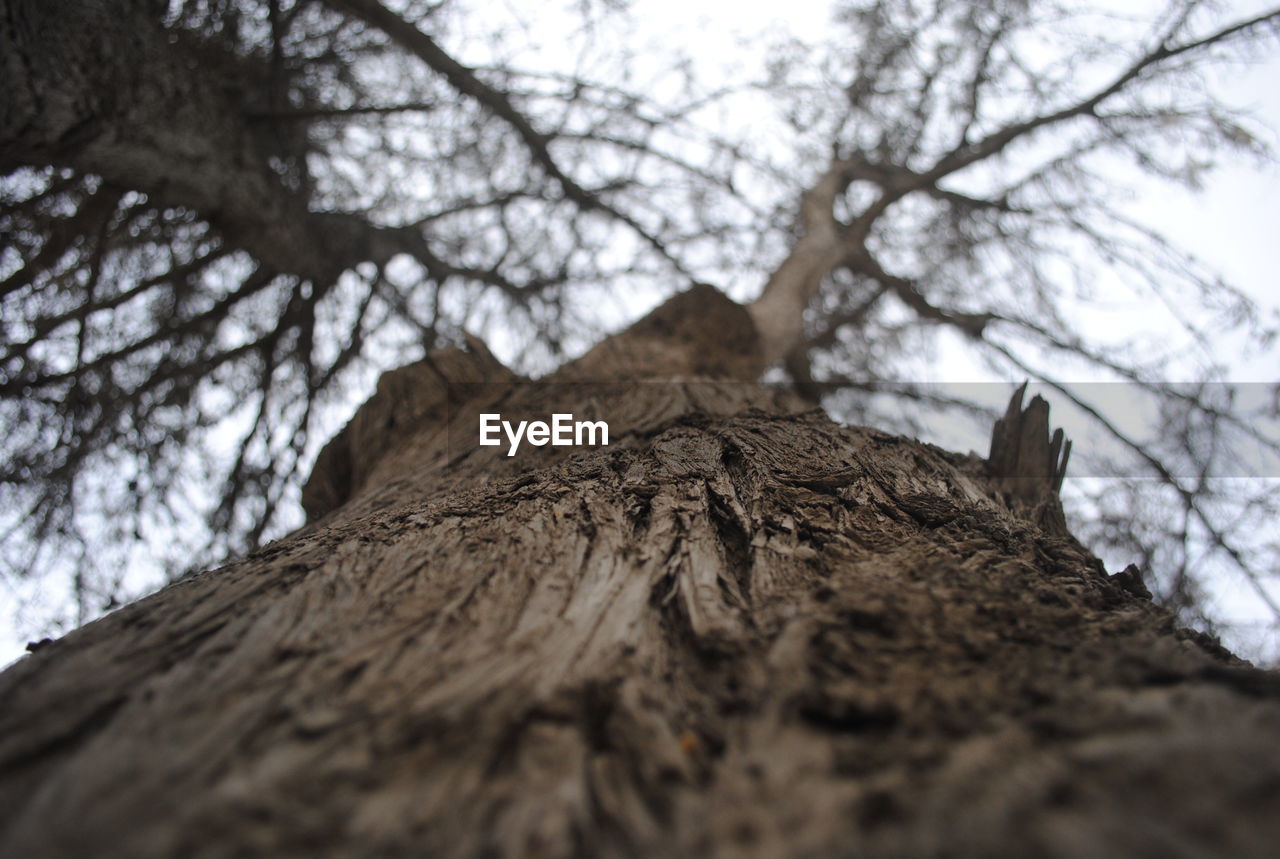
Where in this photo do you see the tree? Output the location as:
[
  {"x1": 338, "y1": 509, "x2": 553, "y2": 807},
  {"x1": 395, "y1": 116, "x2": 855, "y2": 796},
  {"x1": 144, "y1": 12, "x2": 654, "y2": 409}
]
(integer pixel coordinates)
[
  {"x1": 3, "y1": 0, "x2": 1278, "y2": 646},
  {"x1": 2, "y1": 0, "x2": 1280, "y2": 853},
  {"x1": 3, "y1": 0, "x2": 1279, "y2": 650},
  {"x1": 4, "y1": 282, "x2": 1280, "y2": 856}
]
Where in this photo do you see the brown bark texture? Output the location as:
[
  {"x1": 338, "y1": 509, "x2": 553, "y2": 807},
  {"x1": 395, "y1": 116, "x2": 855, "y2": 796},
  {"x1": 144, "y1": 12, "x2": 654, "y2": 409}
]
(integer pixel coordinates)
[{"x1": 2, "y1": 285, "x2": 1279, "y2": 858}]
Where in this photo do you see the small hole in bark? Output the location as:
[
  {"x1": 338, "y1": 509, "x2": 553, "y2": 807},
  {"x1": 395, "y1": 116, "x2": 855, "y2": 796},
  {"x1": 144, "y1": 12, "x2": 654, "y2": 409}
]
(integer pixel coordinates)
[
  {"x1": 1047, "y1": 781, "x2": 1076, "y2": 806},
  {"x1": 1035, "y1": 588, "x2": 1068, "y2": 607},
  {"x1": 858, "y1": 790, "x2": 902, "y2": 827}
]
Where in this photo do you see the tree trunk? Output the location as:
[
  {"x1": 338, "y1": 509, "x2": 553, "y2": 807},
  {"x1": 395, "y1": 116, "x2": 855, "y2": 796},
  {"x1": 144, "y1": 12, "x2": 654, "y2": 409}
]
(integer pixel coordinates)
[{"x1": 2, "y1": 286, "x2": 1277, "y2": 858}]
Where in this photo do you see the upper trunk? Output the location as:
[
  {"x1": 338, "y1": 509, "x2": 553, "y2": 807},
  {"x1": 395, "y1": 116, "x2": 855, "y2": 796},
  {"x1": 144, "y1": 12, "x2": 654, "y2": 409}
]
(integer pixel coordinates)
[{"x1": 1, "y1": 285, "x2": 1277, "y2": 858}]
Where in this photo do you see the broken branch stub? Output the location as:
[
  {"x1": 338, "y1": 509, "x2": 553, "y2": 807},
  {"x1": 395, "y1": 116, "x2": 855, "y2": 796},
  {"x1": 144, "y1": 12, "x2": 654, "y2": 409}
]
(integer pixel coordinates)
[{"x1": 987, "y1": 382, "x2": 1073, "y2": 535}]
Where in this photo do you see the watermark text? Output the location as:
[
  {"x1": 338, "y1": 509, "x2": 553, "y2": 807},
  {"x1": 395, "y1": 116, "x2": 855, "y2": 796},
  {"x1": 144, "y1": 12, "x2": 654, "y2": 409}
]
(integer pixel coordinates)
[{"x1": 479, "y1": 413, "x2": 609, "y2": 457}]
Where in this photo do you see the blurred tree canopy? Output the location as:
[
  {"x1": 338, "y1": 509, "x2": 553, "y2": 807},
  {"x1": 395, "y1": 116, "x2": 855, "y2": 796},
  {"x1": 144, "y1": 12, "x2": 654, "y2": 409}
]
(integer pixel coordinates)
[{"x1": 1, "y1": 0, "x2": 1278, "y2": 655}]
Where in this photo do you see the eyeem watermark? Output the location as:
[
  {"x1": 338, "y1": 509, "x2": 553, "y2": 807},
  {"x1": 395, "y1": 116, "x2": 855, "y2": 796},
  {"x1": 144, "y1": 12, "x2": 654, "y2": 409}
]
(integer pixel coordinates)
[{"x1": 479, "y1": 413, "x2": 610, "y2": 457}]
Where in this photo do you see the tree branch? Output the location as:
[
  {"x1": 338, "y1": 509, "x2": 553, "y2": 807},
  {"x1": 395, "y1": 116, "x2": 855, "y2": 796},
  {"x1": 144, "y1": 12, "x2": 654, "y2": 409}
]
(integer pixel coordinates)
[
  {"x1": 922, "y1": 7, "x2": 1280, "y2": 186},
  {"x1": 326, "y1": 0, "x2": 686, "y2": 271}
]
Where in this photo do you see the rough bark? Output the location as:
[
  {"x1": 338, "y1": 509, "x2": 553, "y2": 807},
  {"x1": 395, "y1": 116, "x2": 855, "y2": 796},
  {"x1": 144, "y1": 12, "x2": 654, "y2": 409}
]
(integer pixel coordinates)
[{"x1": 2, "y1": 285, "x2": 1279, "y2": 858}]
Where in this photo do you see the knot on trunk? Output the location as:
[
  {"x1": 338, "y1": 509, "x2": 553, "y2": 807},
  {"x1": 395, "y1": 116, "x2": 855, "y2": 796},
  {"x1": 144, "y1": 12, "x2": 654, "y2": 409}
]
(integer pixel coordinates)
[
  {"x1": 301, "y1": 336, "x2": 515, "y2": 521},
  {"x1": 557, "y1": 283, "x2": 764, "y2": 382}
]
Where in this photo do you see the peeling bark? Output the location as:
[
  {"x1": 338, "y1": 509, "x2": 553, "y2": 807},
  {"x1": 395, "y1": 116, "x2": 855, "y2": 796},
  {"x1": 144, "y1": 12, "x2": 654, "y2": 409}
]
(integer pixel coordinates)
[{"x1": 1, "y1": 286, "x2": 1278, "y2": 857}]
